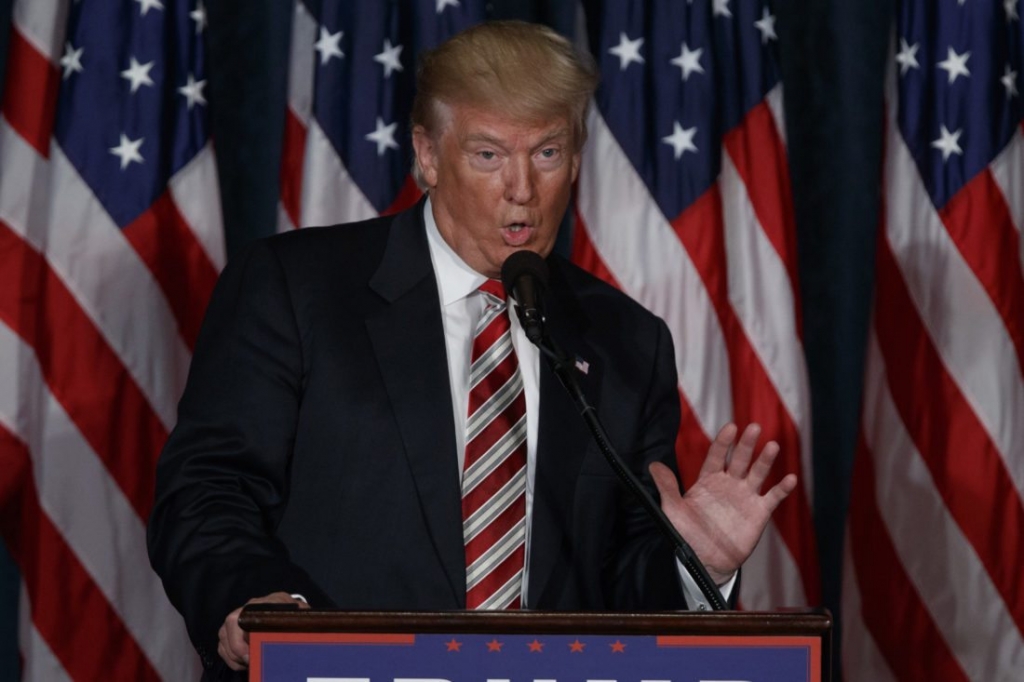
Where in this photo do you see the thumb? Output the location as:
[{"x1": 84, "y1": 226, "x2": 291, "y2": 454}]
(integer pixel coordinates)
[{"x1": 648, "y1": 462, "x2": 682, "y2": 504}]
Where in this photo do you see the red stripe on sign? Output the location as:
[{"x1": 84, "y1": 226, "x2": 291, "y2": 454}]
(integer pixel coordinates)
[
  {"x1": 279, "y1": 108, "x2": 307, "y2": 228},
  {"x1": 939, "y1": 168, "x2": 1024, "y2": 376},
  {"x1": 723, "y1": 101, "x2": 803, "y2": 338},
  {"x1": 1, "y1": 28, "x2": 60, "y2": 158},
  {"x1": 0, "y1": 221, "x2": 168, "y2": 519},
  {"x1": 875, "y1": 229, "x2": 1024, "y2": 633},
  {"x1": 671, "y1": 186, "x2": 820, "y2": 604},
  {"x1": 122, "y1": 191, "x2": 219, "y2": 350},
  {"x1": 847, "y1": 433, "x2": 969, "y2": 682},
  {"x1": 384, "y1": 175, "x2": 424, "y2": 216},
  {"x1": 571, "y1": 209, "x2": 622, "y2": 290},
  {"x1": 0, "y1": 425, "x2": 162, "y2": 681}
]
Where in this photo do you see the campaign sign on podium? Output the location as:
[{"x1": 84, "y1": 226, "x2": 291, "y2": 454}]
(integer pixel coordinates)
[{"x1": 241, "y1": 610, "x2": 832, "y2": 682}]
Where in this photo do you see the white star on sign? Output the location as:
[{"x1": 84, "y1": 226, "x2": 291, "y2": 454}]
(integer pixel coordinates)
[
  {"x1": 1003, "y1": 64, "x2": 1019, "y2": 98},
  {"x1": 110, "y1": 133, "x2": 144, "y2": 170},
  {"x1": 937, "y1": 47, "x2": 970, "y2": 84},
  {"x1": 135, "y1": 0, "x2": 164, "y2": 16},
  {"x1": 609, "y1": 33, "x2": 644, "y2": 71},
  {"x1": 713, "y1": 0, "x2": 732, "y2": 18},
  {"x1": 437, "y1": 0, "x2": 460, "y2": 12},
  {"x1": 671, "y1": 43, "x2": 704, "y2": 81},
  {"x1": 60, "y1": 42, "x2": 84, "y2": 80},
  {"x1": 754, "y1": 8, "x2": 777, "y2": 44},
  {"x1": 314, "y1": 26, "x2": 344, "y2": 65},
  {"x1": 366, "y1": 117, "x2": 399, "y2": 156},
  {"x1": 662, "y1": 121, "x2": 698, "y2": 160},
  {"x1": 190, "y1": 1, "x2": 207, "y2": 34},
  {"x1": 121, "y1": 56, "x2": 155, "y2": 93},
  {"x1": 895, "y1": 38, "x2": 920, "y2": 75},
  {"x1": 178, "y1": 73, "x2": 207, "y2": 109},
  {"x1": 374, "y1": 38, "x2": 404, "y2": 78},
  {"x1": 931, "y1": 125, "x2": 963, "y2": 162}
]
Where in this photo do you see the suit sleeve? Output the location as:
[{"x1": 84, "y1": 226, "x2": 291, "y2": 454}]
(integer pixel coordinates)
[{"x1": 147, "y1": 240, "x2": 332, "y2": 670}]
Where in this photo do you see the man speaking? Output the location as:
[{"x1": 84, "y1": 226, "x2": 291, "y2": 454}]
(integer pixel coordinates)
[{"x1": 147, "y1": 20, "x2": 797, "y2": 680}]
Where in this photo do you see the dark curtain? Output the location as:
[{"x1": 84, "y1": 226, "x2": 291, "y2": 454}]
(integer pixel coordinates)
[{"x1": 0, "y1": 1, "x2": 893, "y2": 678}]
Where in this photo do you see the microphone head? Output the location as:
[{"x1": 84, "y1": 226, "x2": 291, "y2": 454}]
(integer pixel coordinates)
[{"x1": 501, "y1": 250, "x2": 549, "y2": 300}]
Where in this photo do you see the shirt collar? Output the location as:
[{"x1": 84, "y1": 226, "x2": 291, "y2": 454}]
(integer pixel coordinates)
[{"x1": 423, "y1": 196, "x2": 490, "y2": 306}]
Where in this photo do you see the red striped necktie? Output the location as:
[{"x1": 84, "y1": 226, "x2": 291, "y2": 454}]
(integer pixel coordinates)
[{"x1": 462, "y1": 279, "x2": 528, "y2": 610}]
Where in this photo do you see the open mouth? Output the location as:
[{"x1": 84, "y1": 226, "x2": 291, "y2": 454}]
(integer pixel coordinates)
[{"x1": 502, "y1": 223, "x2": 533, "y2": 245}]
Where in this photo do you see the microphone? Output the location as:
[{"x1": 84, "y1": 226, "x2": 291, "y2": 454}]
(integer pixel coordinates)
[{"x1": 501, "y1": 250, "x2": 548, "y2": 344}]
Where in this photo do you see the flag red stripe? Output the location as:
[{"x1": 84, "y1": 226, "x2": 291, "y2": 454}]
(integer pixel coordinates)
[
  {"x1": 938, "y1": 168, "x2": 1024, "y2": 374},
  {"x1": 723, "y1": 100, "x2": 803, "y2": 336},
  {"x1": 279, "y1": 108, "x2": 307, "y2": 229},
  {"x1": 847, "y1": 433, "x2": 970, "y2": 682},
  {"x1": 384, "y1": 175, "x2": 424, "y2": 216},
  {"x1": 0, "y1": 425, "x2": 162, "y2": 681},
  {"x1": 122, "y1": 191, "x2": 219, "y2": 351},
  {"x1": 671, "y1": 186, "x2": 819, "y2": 603},
  {"x1": 875, "y1": 229, "x2": 1024, "y2": 632},
  {"x1": 0, "y1": 28, "x2": 59, "y2": 158},
  {"x1": 0, "y1": 221, "x2": 167, "y2": 519}
]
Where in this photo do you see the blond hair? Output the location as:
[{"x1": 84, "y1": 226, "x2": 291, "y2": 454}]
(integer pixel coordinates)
[{"x1": 411, "y1": 20, "x2": 598, "y2": 151}]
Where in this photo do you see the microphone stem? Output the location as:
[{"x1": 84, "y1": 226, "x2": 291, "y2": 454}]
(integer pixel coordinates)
[{"x1": 537, "y1": 336, "x2": 728, "y2": 611}]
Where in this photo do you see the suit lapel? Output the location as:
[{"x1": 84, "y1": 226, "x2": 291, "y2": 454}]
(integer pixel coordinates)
[
  {"x1": 527, "y1": 262, "x2": 604, "y2": 607},
  {"x1": 364, "y1": 206, "x2": 466, "y2": 607}
]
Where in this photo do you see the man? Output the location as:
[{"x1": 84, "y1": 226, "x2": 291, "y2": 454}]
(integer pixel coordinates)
[{"x1": 147, "y1": 21, "x2": 796, "y2": 679}]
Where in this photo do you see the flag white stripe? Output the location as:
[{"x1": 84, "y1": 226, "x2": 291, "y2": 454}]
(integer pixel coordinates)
[
  {"x1": 287, "y1": 1, "x2": 317, "y2": 126},
  {"x1": 0, "y1": 124, "x2": 190, "y2": 430},
  {"x1": 18, "y1": 587, "x2": 73, "y2": 682},
  {"x1": 766, "y1": 85, "x2": 787, "y2": 147},
  {"x1": 12, "y1": 0, "x2": 68, "y2": 63},
  {"x1": 862, "y1": 329, "x2": 1024, "y2": 679},
  {"x1": 578, "y1": 104, "x2": 734, "y2": 438},
  {"x1": 840, "y1": 535, "x2": 900, "y2": 682},
  {"x1": 0, "y1": 322, "x2": 198, "y2": 680},
  {"x1": 737, "y1": 519, "x2": 807, "y2": 609},
  {"x1": 719, "y1": 150, "x2": 813, "y2": 495},
  {"x1": 168, "y1": 143, "x2": 226, "y2": 269},
  {"x1": 885, "y1": 81, "x2": 1024, "y2": 491},
  {"x1": 299, "y1": 120, "x2": 377, "y2": 227},
  {"x1": 988, "y1": 127, "x2": 1024, "y2": 274}
]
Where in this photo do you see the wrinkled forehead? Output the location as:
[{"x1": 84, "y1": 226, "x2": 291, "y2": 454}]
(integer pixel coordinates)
[{"x1": 431, "y1": 99, "x2": 575, "y2": 148}]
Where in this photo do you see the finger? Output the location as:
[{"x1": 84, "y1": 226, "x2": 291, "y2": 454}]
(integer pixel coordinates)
[
  {"x1": 726, "y1": 423, "x2": 761, "y2": 477},
  {"x1": 218, "y1": 613, "x2": 249, "y2": 671},
  {"x1": 747, "y1": 440, "x2": 781, "y2": 491},
  {"x1": 762, "y1": 473, "x2": 798, "y2": 511},
  {"x1": 698, "y1": 423, "x2": 738, "y2": 477},
  {"x1": 649, "y1": 462, "x2": 683, "y2": 506}
]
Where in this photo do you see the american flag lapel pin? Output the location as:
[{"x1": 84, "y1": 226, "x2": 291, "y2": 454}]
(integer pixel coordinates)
[{"x1": 574, "y1": 355, "x2": 590, "y2": 375}]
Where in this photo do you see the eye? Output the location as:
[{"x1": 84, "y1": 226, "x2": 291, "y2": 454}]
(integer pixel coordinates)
[
  {"x1": 478, "y1": 150, "x2": 496, "y2": 160},
  {"x1": 540, "y1": 148, "x2": 558, "y2": 158}
]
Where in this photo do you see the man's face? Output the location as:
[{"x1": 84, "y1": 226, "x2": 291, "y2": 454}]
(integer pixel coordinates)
[{"x1": 412, "y1": 102, "x2": 581, "y2": 279}]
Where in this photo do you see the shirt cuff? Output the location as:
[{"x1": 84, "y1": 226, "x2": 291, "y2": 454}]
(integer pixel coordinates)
[{"x1": 676, "y1": 558, "x2": 736, "y2": 610}]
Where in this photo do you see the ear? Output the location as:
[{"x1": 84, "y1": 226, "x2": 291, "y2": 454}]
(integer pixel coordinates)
[
  {"x1": 412, "y1": 125, "x2": 440, "y2": 188},
  {"x1": 570, "y1": 151, "x2": 581, "y2": 183}
]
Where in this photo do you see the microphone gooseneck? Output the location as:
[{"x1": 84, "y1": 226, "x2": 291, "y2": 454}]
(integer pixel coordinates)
[
  {"x1": 500, "y1": 252, "x2": 728, "y2": 611},
  {"x1": 500, "y1": 250, "x2": 549, "y2": 345}
]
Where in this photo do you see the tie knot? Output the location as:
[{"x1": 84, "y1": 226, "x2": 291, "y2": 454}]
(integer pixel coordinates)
[{"x1": 478, "y1": 279, "x2": 507, "y2": 305}]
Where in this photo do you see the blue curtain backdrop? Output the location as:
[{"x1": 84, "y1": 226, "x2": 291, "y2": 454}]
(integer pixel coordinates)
[{"x1": 0, "y1": 0, "x2": 891, "y2": 678}]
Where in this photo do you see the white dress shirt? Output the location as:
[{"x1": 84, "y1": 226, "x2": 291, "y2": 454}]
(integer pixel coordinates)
[{"x1": 422, "y1": 199, "x2": 734, "y2": 610}]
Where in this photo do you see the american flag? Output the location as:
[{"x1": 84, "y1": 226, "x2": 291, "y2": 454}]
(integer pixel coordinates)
[
  {"x1": 842, "y1": 1, "x2": 1024, "y2": 679},
  {"x1": 0, "y1": 0, "x2": 222, "y2": 678},
  {"x1": 278, "y1": 0, "x2": 485, "y2": 230},
  {"x1": 573, "y1": 0, "x2": 820, "y2": 610}
]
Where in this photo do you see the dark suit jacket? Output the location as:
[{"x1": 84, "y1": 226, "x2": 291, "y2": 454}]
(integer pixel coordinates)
[{"x1": 147, "y1": 204, "x2": 687, "y2": 677}]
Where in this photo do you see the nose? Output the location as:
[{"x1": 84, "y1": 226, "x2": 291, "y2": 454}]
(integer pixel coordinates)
[{"x1": 503, "y1": 154, "x2": 535, "y2": 205}]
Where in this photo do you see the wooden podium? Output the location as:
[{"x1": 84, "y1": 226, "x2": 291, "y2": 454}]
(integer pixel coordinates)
[{"x1": 240, "y1": 608, "x2": 832, "y2": 681}]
